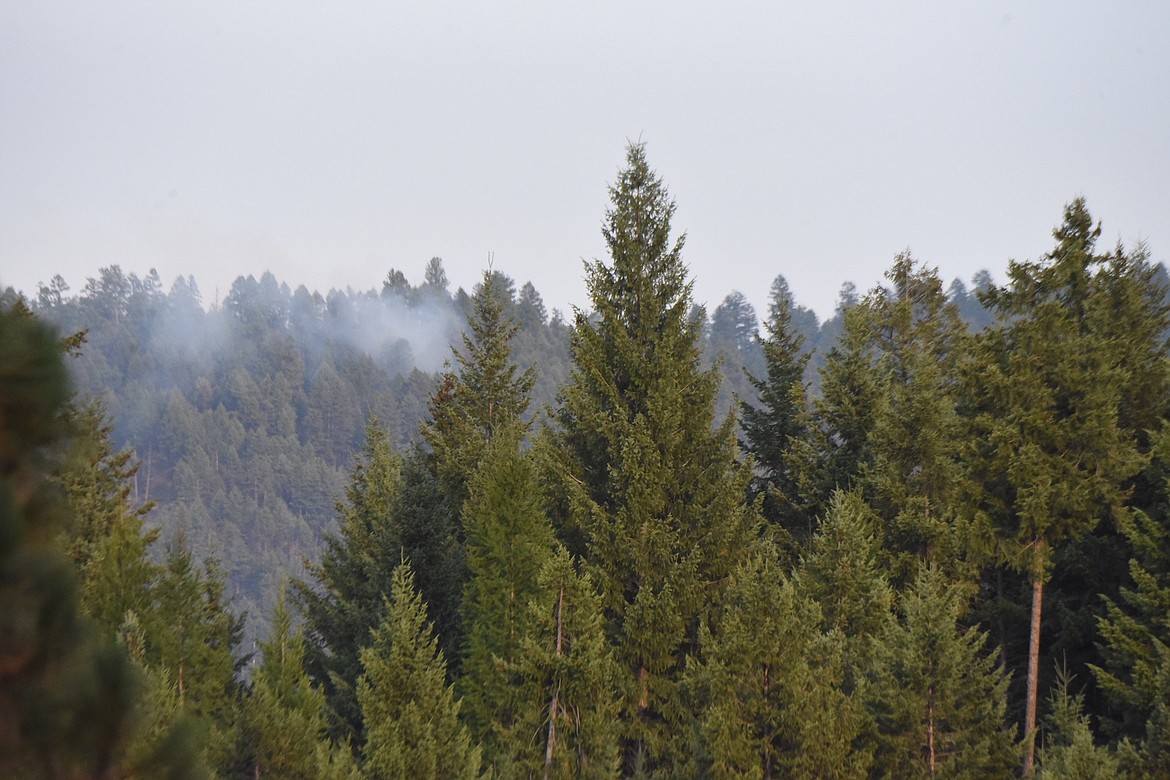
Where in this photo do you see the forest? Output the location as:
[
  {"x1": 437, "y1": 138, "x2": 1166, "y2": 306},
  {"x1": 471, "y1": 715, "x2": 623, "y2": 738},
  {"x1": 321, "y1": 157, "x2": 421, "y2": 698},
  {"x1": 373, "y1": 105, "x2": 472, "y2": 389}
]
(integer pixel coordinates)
[{"x1": 3, "y1": 143, "x2": 1170, "y2": 778}]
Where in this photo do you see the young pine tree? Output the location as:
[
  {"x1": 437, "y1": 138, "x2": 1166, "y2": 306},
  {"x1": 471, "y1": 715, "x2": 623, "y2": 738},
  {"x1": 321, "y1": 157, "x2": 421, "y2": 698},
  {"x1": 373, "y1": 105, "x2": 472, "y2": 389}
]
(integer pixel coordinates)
[
  {"x1": 696, "y1": 547, "x2": 873, "y2": 779},
  {"x1": 869, "y1": 566, "x2": 1018, "y2": 778},
  {"x1": 357, "y1": 563, "x2": 486, "y2": 780},
  {"x1": 242, "y1": 591, "x2": 358, "y2": 779},
  {"x1": 545, "y1": 143, "x2": 758, "y2": 773},
  {"x1": 502, "y1": 546, "x2": 622, "y2": 779},
  {"x1": 460, "y1": 424, "x2": 559, "y2": 760},
  {"x1": 58, "y1": 401, "x2": 161, "y2": 637},
  {"x1": 151, "y1": 543, "x2": 248, "y2": 777}
]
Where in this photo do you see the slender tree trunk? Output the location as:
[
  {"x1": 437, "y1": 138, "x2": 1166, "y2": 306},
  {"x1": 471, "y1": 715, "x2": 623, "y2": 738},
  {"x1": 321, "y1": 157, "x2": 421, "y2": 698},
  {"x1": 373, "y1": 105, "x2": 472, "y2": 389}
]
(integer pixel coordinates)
[
  {"x1": 763, "y1": 664, "x2": 773, "y2": 780},
  {"x1": 927, "y1": 687, "x2": 936, "y2": 777},
  {"x1": 544, "y1": 583, "x2": 565, "y2": 780},
  {"x1": 1023, "y1": 538, "x2": 1046, "y2": 776}
]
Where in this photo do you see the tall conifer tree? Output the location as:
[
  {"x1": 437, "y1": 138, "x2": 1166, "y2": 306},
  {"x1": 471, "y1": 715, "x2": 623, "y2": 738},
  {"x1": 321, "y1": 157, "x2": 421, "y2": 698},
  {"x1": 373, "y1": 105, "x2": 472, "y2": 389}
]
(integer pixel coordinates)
[
  {"x1": 546, "y1": 143, "x2": 758, "y2": 773},
  {"x1": 460, "y1": 424, "x2": 558, "y2": 759},
  {"x1": 740, "y1": 275, "x2": 817, "y2": 553},
  {"x1": 397, "y1": 269, "x2": 538, "y2": 666},
  {"x1": 967, "y1": 199, "x2": 1143, "y2": 772},
  {"x1": 295, "y1": 418, "x2": 403, "y2": 746}
]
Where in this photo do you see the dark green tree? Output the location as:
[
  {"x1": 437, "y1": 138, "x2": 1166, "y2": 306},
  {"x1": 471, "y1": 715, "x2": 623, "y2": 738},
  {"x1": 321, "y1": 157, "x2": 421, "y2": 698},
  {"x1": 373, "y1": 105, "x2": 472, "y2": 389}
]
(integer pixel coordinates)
[
  {"x1": 545, "y1": 144, "x2": 758, "y2": 773},
  {"x1": 967, "y1": 199, "x2": 1143, "y2": 772},
  {"x1": 242, "y1": 591, "x2": 359, "y2": 779},
  {"x1": 0, "y1": 306, "x2": 201, "y2": 779},
  {"x1": 856, "y1": 255, "x2": 973, "y2": 579},
  {"x1": 1093, "y1": 423, "x2": 1170, "y2": 771},
  {"x1": 58, "y1": 402, "x2": 161, "y2": 638},
  {"x1": 397, "y1": 269, "x2": 538, "y2": 667},
  {"x1": 740, "y1": 274, "x2": 817, "y2": 553},
  {"x1": 696, "y1": 547, "x2": 872, "y2": 779},
  {"x1": 295, "y1": 418, "x2": 403, "y2": 746},
  {"x1": 151, "y1": 543, "x2": 247, "y2": 776},
  {"x1": 1035, "y1": 669, "x2": 1132, "y2": 779},
  {"x1": 869, "y1": 566, "x2": 1018, "y2": 778}
]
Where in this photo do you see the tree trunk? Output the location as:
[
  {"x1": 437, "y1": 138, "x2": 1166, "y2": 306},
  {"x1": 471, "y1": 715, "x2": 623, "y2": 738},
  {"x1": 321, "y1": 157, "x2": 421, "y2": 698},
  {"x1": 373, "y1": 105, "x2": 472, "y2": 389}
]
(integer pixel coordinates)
[
  {"x1": 544, "y1": 583, "x2": 565, "y2": 780},
  {"x1": 927, "y1": 686, "x2": 936, "y2": 777},
  {"x1": 1022, "y1": 538, "x2": 1046, "y2": 776}
]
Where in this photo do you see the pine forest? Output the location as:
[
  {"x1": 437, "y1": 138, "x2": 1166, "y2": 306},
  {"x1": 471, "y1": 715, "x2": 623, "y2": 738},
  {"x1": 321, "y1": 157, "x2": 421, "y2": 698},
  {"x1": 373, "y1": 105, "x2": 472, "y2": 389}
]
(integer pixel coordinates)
[{"x1": 6, "y1": 144, "x2": 1170, "y2": 778}]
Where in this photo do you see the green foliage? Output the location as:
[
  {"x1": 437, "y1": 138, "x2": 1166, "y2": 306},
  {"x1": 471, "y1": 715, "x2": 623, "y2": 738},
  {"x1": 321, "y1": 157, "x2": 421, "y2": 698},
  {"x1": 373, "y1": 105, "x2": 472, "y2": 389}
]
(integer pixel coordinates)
[
  {"x1": 295, "y1": 418, "x2": 403, "y2": 746},
  {"x1": 968, "y1": 199, "x2": 1149, "y2": 768},
  {"x1": 1036, "y1": 669, "x2": 1129, "y2": 779},
  {"x1": 798, "y1": 491, "x2": 894, "y2": 649},
  {"x1": 696, "y1": 548, "x2": 873, "y2": 779},
  {"x1": 241, "y1": 592, "x2": 339, "y2": 778},
  {"x1": 460, "y1": 426, "x2": 558, "y2": 757},
  {"x1": 151, "y1": 542, "x2": 248, "y2": 776},
  {"x1": 813, "y1": 303, "x2": 882, "y2": 501},
  {"x1": 740, "y1": 274, "x2": 818, "y2": 554},
  {"x1": 405, "y1": 269, "x2": 539, "y2": 669},
  {"x1": 0, "y1": 306, "x2": 201, "y2": 779},
  {"x1": 502, "y1": 546, "x2": 621, "y2": 779},
  {"x1": 1094, "y1": 424, "x2": 1170, "y2": 773},
  {"x1": 869, "y1": 566, "x2": 1017, "y2": 779},
  {"x1": 971, "y1": 199, "x2": 1142, "y2": 574},
  {"x1": 59, "y1": 402, "x2": 162, "y2": 637},
  {"x1": 546, "y1": 143, "x2": 758, "y2": 773},
  {"x1": 357, "y1": 563, "x2": 486, "y2": 780}
]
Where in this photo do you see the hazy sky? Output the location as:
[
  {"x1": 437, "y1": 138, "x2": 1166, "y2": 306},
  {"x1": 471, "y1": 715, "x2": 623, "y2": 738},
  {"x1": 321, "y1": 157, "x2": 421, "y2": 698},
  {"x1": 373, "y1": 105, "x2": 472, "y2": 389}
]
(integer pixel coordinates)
[{"x1": 2, "y1": 2, "x2": 1167, "y2": 321}]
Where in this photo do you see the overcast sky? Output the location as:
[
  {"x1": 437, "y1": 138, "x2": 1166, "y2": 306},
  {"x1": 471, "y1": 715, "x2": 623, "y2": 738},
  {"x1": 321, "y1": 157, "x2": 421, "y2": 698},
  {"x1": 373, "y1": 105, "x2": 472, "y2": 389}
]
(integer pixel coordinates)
[{"x1": 2, "y1": 2, "x2": 1167, "y2": 322}]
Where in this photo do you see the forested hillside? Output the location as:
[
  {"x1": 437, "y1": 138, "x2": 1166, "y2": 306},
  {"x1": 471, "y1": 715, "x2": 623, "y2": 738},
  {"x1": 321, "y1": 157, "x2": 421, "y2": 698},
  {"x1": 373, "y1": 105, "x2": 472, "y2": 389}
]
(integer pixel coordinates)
[{"x1": 4, "y1": 144, "x2": 1170, "y2": 777}]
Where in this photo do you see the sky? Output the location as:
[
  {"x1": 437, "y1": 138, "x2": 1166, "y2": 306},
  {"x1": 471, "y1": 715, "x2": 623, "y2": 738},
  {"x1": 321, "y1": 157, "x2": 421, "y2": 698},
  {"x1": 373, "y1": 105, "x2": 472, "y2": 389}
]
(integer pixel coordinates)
[{"x1": 2, "y1": 2, "x2": 1168, "y2": 322}]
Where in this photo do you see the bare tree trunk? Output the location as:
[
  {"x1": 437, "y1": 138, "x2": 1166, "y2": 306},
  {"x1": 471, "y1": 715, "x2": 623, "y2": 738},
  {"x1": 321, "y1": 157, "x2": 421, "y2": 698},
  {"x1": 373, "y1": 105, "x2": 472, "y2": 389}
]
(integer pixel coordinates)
[
  {"x1": 544, "y1": 583, "x2": 565, "y2": 780},
  {"x1": 1023, "y1": 538, "x2": 1046, "y2": 776},
  {"x1": 763, "y1": 665, "x2": 772, "y2": 780},
  {"x1": 927, "y1": 687, "x2": 936, "y2": 777}
]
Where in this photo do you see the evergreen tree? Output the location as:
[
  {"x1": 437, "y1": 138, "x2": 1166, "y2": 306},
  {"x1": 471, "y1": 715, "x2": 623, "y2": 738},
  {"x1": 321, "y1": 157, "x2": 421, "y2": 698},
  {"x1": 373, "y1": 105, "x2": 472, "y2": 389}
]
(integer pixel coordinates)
[
  {"x1": 460, "y1": 425, "x2": 558, "y2": 759},
  {"x1": 740, "y1": 274, "x2": 817, "y2": 553},
  {"x1": 545, "y1": 143, "x2": 758, "y2": 773},
  {"x1": 58, "y1": 401, "x2": 161, "y2": 638},
  {"x1": 0, "y1": 306, "x2": 199, "y2": 778},
  {"x1": 357, "y1": 563, "x2": 486, "y2": 780},
  {"x1": 709, "y1": 290, "x2": 763, "y2": 419},
  {"x1": 967, "y1": 199, "x2": 1143, "y2": 772},
  {"x1": 503, "y1": 546, "x2": 621, "y2": 779},
  {"x1": 400, "y1": 268, "x2": 538, "y2": 666},
  {"x1": 869, "y1": 566, "x2": 1017, "y2": 778},
  {"x1": 696, "y1": 548, "x2": 872, "y2": 779},
  {"x1": 242, "y1": 591, "x2": 345, "y2": 779},
  {"x1": 151, "y1": 542, "x2": 247, "y2": 777},
  {"x1": 856, "y1": 255, "x2": 971, "y2": 576},
  {"x1": 1093, "y1": 423, "x2": 1170, "y2": 771},
  {"x1": 295, "y1": 418, "x2": 403, "y2": 746},
  {"x1": 812, "y1": 303, "x2": 883, "y2": 503},
  {"x1": 1035, "y1": 669, "x2": 1131, "y2": 779},
  {"x1": 797, "y1": 491, "x2": 894, "y2": 654}
]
